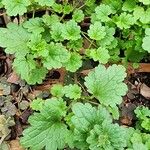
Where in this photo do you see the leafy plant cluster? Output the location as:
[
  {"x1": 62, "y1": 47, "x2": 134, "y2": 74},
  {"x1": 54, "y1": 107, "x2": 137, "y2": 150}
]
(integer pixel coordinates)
[
  {"x1": 126, "y1": 107, "x2": 150, "y2": 150},
  {"x1": 0, "y1": 0, "x2": 150, "y2": 84},
  {"x1": 20, "y1": 65, "x2": 150, "y2": 150},
  {"x1": 0, "y1": 0, "x2": 150, "y2": 149}
]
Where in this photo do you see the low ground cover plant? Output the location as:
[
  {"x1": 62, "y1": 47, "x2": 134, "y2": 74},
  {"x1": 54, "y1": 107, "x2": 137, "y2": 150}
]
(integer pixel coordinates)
[{"x1": 0, "y1": 0, "x2": 150, "y2": 150}]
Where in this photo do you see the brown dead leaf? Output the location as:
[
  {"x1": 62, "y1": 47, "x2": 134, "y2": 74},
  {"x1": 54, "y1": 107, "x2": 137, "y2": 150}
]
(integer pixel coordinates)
[
  {"x1": 140, "y1": 83, "x2": 150, "y2": 99},
  {"x1": 0, "y1": 89, "x2": 3, "y2": 96},
  {"x1": 7, "y1": 72, "x2": 20, "y2": 84},
  {"x1": 9, "y1": 139, "x2": 24, "y2": 150},
  {"x1": 120, "y1": 116, "x2": 132, "y2": 126}
]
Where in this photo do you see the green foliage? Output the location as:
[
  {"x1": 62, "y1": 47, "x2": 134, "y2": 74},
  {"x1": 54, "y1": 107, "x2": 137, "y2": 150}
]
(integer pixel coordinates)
[
  {"x1": 21, "y1": 98, "x2": 69, "y2": 150},
  {"x1": 114, "y1": 12, "x2": 135, "y2": 29},
  {"x1": 87, "y1": 123, "x2": 126, "y2": 150},
  {"x1": 51, "y1": 3, "x2": 63, "y2": 13},
  {"x1": 88, "y1": 22, "x2": 106, "y2": 40},
  {"x1": 51, "y1": 84, "x2": 82, "y2": 100},
  {"x1": 63, "y1": 84, "x2": 82, "y2": 100},
  {"x1": 42, "y1": 14, "x2": 59, "y2": 26},
  {"x1": 50, "y1": 23, "x2": 64, "y2": 42},
  {"x1": 85, "y1": 64, "x2": 128, "y2": 107},
  {"x1": 71, "y1": 103, "x2": 127, "y2": 150},
  {"x1": 13, "y1": 55, "x2": 48, "y2": 85},
  {"x1": 142, "y1": 28, "x2": 150, "y2": 53},
  {"x1": 63, "y1": 4, "x2": 73, "y2": 14},
  {"x1": 127, "y1": 131, "x2": 150, "y2": 150},
  {"x1": 95, "y1": 4, "x2": 113, "y2": 22},
  {"x1": 50, "y1": 84, "x2": 64, "y2": 98},
  {"x1": 21, "y1": 99, "x2": 130, "y2": 150},
  {"x1": 23, "y1": 18, "x2": 45, "y2": 34},
  {"x1": 0, "y1": 0, "x2": 3, "y2": 8},
  {"x1": 86, "y1": 47, "x2": 110, "y2": 64},
  {"x1": 2, "y1": 0, "x2": 30, "y2": 16},
  {"x1": 122, "y1": 0, "x2": 136, "y2": 12},
  {"x1": 62, "y1": 20, "x2": 81, "y2": 40},
  {"x1": 0, "y1": 0, "x2": 150, "y2": 84},
  {"x1": 34, "y1": 0, "x2": 54, "y2": 6},
  {"x1": 1, "y1": 1, "x2": 150, "y2": 149},
  {"x1": 0, "y1": 23, "x2": 30, "y2": 56},
  {"x1": 72, "y1": 10, "x2": 85, "y2": 23},
  {"x1": 42, "y1": 42, "x2": 70, "y2": 69},
  {"x1": 64, "y1": 52, "x2": 82, "y2": 72},
  {"x1": 30, "y1": 98, "x2": 44, "y2": 111},
  {"x1": 135, "y1": 106, "x2": 150, "y2": 131},
  {"x1": 138, "y1": 0, "x2": 150, "y2": 5}
]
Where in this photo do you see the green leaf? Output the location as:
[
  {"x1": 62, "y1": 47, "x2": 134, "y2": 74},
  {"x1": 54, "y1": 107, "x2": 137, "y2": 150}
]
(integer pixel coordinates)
[
  {"x1": 0, "y1": 0, "x2": 3, "y2": 8},
  {"x1": 63, "y1": 4, "x2": 73, "y2": 14},
  {"x1": 35, "y1": 0, "x2": 54, "y2": 6},
  {"x1": 30, "y1": 98, "x2": 44, "y2": 111},
  {"x1": 84, "y1": 64, "x2": 128, "y2": 107},
  {"x1": 71, "y1": 103, "x2": 112, "y2": 149},
  {"x1": 142, "y1": 28, "x2": 150, "y2": 53},
  {"x1": 0, "y1": 23, "x2": 30, "y2": 56},
  {"x1": 13, "y1": 55, "x2": 36, "y2": 81},
  {"x1": 88, "y1": 22, "x2": 106, "y2": 40},
  {"x1": 145, "y1": 28, "x2": 150, "y2": 35},
  {"x1": 140, "y1": 8, "x2": 150, "y2": 24},
  {"x1": 2, "y1": 0, "x2": 30, "y2": 16},
  {"x1": 122, "y1": 0, "x2": 136, "y2": 12},
  {"x1": 72, "y1": 10, "x2": 85, "y2": 23},
  {"x1": 64, "y1": 84, "x2": 81, "y2": 100},
  {"x1": 102, "y1": 0, "x2": 122, "y2": 13},
  {"x1": 27, "y1": 67, "x2": 48, "y2": 85},
  {"x1": 50, "y1": 84, "x2": 64, "y2": 98},
  {"x1": 43, "y1": 42, "x2": 70, "y2": 69},
  {"x1": 86, "y1": 47, "x2": 110, "y2": 64},
  {"x1": 51, "y1": 3, "x2": 63, "y2": 13},
  {"x1": 21, "y1": 98, "x2": 69, "y2": 150},
  {"x1": 133, "y1": 6, "x2": 144, "y2": 20},
  {"x1": 62, "y1": 20, "x2": 81, "y2": 40},
  {"x1": 50, "y1": 23, "x2": 64, "y2": 42},
  {"x1": 63, "y1": 52, "x2": 82, "y2": 72},
  {"x1": 135, "y1": 106, "x2": 150, "y2": 131},
  {"x1": 133, "y1": 7, "x2": 150, "y2": 24},
  {"x1": 72, "y1": 103, "x2": 112, "y2": 130},
  {"x1": 87, "y1": 122, "x2": 127, "y2": 150},
  {"x1": 95, "y1": 4, "x2": 113, "y2": 22},
  {"x1": 138, "y1": 0, "x2": 150, "y2": 5},
  {"x1": 42, "y1": 14, "x2": 59, "y2": 26},
  {"x1": 141, "y1": 118, "x2": 150, "y2": 131},
  {"x1": 85, "y1": 0, "x2": 96, "y2": 6},
  {"x1": 27, "y1": 34, "x2": 48, "y2": 57},
  {"x1": 132, "y1": 143, "x2": 148, "y2": 150},
  {"x1": 107, "y1": 105, "x2": 120, "y2": 119},
  {"x1": 128, "y1": 132, "x2": 150, "y2": 150},
  {"x1": 97, "y1": 27, "x2": 116, "y2": 47},
  {"x1": 67, "y1": 39, "x2": 83, "y2": 51},
  {"x1": 114, "y1": 12, "x2": 135, "y2": 29},
  {"x1": 23, "y1": 18, "x2": 44, "y2": 34}
]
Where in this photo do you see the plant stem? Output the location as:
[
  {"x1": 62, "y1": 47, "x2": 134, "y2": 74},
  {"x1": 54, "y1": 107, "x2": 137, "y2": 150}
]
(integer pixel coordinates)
[
  {"x1": 85, "y1": 100, "x2": 99, "y2": 105},
  {"x1": 81, "y1": 32, "x2": 97, "y2": 48},
  {"x1": 60, "y1": 14, "x2": 65, "y2": 22},
  {"x1": 32, "y1": 10, "x2": 35, "y2": 18}
]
